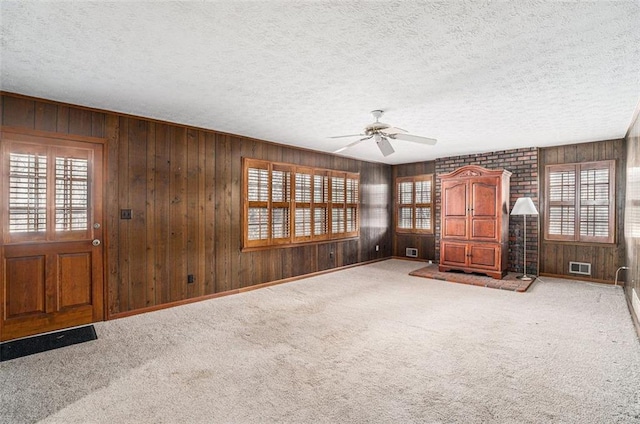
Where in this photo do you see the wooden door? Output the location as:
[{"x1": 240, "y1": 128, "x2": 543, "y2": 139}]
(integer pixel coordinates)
[
  {"x1": 0, "y1": 130, "x2": 104, "y2": 341},
  {"x1": 469, "y1": 177, "x2": 499, "y2": 241},
  {"x1": 441, "y1": 180, "x2": 468, "y2": 239}
]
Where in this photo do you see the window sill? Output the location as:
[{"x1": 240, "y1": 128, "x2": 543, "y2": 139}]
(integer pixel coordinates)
[{"x1": 241, "y1": 235, "x2": 360, "y2": 252}]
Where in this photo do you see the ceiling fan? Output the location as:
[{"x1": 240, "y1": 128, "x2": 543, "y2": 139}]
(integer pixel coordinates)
[{"x1": 331, "y1": 110, "x2": 437, "y2": 157}]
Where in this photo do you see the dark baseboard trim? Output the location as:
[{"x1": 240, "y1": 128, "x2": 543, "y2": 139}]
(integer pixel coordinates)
[{"x1": 108, "y1": 257, "x2": 390, "y2": 320}]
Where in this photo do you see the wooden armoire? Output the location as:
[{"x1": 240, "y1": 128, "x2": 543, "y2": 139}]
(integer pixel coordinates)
[{"x1": 439, "y1": 165, "x2": 511, "y2": 279}]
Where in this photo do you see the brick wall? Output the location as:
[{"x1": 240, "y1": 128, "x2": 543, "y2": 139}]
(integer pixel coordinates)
[{"x1": 434, "y1": 147, "x2": 539, "y2": 275}]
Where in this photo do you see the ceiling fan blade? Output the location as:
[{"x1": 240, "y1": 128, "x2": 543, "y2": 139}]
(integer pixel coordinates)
[
  {"x1": 391, "y1": 133, "x2": 437, "y2": 145},
  {"x1": 329, "y1": 133, "x2": 366, "y2": 139},
  {"x1": 379, "y1": 126, "x2": 408, "y2": 135},
  {"x1": 376, "y1": 137, "x2": 395, "y2": 157},
  {"x1": 334, "y1": 136, "x2": 372, "y2": 153}
]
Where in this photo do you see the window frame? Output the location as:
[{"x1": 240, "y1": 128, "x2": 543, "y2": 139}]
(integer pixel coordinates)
[
  {"x1": 395, "y1": 174, "x2": 434, "y2": 234},
  {"x1": 243, "y1": 158, "x2": 360, "y2": 250},
  {"x1": 3, "y1": 140, "x2": 94, "y2": 244},
  {"x1": 544, "y1": 160, "x2": 615, "y2": 244}
]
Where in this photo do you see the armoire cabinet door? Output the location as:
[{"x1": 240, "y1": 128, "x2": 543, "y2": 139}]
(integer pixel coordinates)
[
  {"x1": 440, "y1": 241, "x2": 468, "y2": 267},
  {"x1": 441, "y1": 180, "x2": 468, "y2": 239},
  {"x1": 468, "y1": 243, "x2": 500, "y2": 270},
  {"x1": 469, "y1": 177, "x2": 499, "y2": 242}
]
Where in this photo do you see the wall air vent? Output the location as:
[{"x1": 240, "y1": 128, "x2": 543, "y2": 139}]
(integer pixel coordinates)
[
  {"x1": 569, "y1": 261, "x2": 591, "y2": 276},
  {"x1": 406, "y1": 248, "x2": 418, "y2": 258}
]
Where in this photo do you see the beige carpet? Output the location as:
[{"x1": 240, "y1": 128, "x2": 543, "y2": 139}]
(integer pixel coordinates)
[{"x1": 1, "y1": 259, "x2": 639, "y2": 423}]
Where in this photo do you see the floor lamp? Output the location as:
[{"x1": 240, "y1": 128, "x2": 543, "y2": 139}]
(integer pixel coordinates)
[{"x1": 511, "y1": 197, "x2": 539, "y2": 281}]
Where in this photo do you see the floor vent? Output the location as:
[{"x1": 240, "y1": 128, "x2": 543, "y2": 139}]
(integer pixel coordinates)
[
  {"x1": 569, "y1": 261, "x2": 591, "y2": 276},
  {"x1": 406, "y1": 248, "x2": 418, "y2": 258}
]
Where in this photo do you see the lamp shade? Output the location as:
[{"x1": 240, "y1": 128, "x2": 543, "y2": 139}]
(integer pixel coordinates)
[{"x1": 511, "y1": 197, "x2": 538, "y2": 216}]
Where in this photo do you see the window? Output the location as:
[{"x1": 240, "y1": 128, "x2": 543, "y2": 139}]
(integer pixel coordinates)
[
  {"x1": 395, "y1": 174, "x2": 434, "y2": 234},
  {"x1": 243, "y1": 158, "x2": 359, "y2": 249},
  {"x1": 4, "y1": 141, "x2": 93, "y2": 243},
  {"x1": 545, "y1": 160, "x2": 615, "y2": 243}
]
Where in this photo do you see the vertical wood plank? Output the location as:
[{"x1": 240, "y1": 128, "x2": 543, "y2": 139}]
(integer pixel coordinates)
[
  {"x1": 197, "y1": 131, "x2": 207, "y2": 297},
  {"x1": 215, "y1": 134, "x2": 232, "y2": 293},
  {"x1": 204, "y1": 133, "x2": 216, "y2": 295},
  {"x1": 68, "y1": 108, "x2": 93, "y2": 137},
  {"x1": 186, "y1": 129, "x2": 199, "y2": 299},
  {"x1": 105, "y1": 114, "x2": 120, "y2": 316},
  {"x1": 91, "y1": 112, "x2": 106, "y2": 138},
  {"x1": 170, "y1": 126, "x2": 188, "y2": 301},
  {"x1": 56, "y1": 106, "x2": 70, "y2": 134},
  {"x1": 128, "y1": 119, "x2": 149, "y2": 309},
  {"x1": 154, "y1": 124, "x2": 171, "y2": 305},
  {"x1": 2, "y1": 96, "x2": 35, "y2": 128},
  {"x1": 229, "y1": 136, "x2": 243, "y2": 290},
  {"x1": 146, "y1": 122, "x2": 157, "y2": 307},
  {"x1": 34, "y1": 102, "x2": 58, "y2": 132},
  {"x1": 117, "y1": 117, "x2": 130, "y2": 312}
]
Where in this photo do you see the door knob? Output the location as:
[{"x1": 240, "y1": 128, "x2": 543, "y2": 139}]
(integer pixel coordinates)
[{"x1": 92, "y1": 239, "x2": 101, "y2": 246}]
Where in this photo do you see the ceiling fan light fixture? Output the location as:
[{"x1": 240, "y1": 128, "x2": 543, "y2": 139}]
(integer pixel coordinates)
[
  {"x1": 376, "y1": 136, "x2": 395, "y2": 157},
  {"x1": 330, "y1": 109, "x2": 436, "y2": 157}
]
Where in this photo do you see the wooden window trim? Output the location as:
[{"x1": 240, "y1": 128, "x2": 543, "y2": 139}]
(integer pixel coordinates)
[
  {"x1": 3, "y1": 137, "x2": 97, "y2": 245},
  {"x1": 544, "y1": 160, "x2": 615, "y2": 244},
  {"x1": 395, "y1": 174, "x2": 434, "y2": 234},
  {"x1": 243, "y1": 158, "x2": 360, "y2": 250}
]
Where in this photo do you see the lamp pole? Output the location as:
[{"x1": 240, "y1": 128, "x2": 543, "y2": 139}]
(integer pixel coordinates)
[{"x1": 522, "y1": 213, "x2": 531, "y2": 281}]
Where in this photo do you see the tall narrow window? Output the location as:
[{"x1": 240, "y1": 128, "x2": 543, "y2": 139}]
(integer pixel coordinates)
[
  {"x1": 395, "y1": 174, "x2": 434, "y2": 234},
  {"x1": 545, "y1": 160, "x2": 615, "y2": 243},
  {"x1": 346, "y1": 175, "x2": 359, "y2": 234},
  {"x1": 331, "y1": 175, "x2": 346, "y2": 234},
  {"x1": 8, "y1": 150, "x2": 48, "y2": 233},
  {"x1": 246, "y1": 164, "x2": 269, "y2": 242},
  {"x1": 313, "y1": 172, "x2": 329, "y2": 238},
  {"x1": 294, "y1": 169, "x2": 312, "y2": 241},
  {"x1": 243, "y1": 158, "x2": 359, "y2": 249},
  {"x1": 271, "y1": 166, "x2": 291, "y2": 241},
  {"x1": 55, "y1": 156, "x2": 89, "y2": 231}
]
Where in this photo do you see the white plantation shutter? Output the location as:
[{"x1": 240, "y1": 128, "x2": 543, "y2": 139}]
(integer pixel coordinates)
[
  {"x1": 243, "y1": 158, "x2": 359, "y2": 248},
  {"x1": 396, "y1": 175, "x2": 433, "y2": 233},
  {"x1": 9, "y1": 152, "x2": 47, "y2": 233},
  {"x1": 547, "y1": 167, "x2": 576, "y2": 239},
  {"x1": 313, "y1": 173, "x2": 329, "y2": 236},
  {"x1": 294, "y1": 171, "x2": 312, "y2": 240},
  {"x1": 346, "y1": 175, "x2": 359, "y2": 234},
  {"x1": 55, "y1": 157, "x2": 89, "y2": 231},
  {"x1": 579, "y1": 167, "x2": 610, "y2": 239},
  {"x1": 271, "y1": 167, "x2": 291, "y2": 240},
  {"x1": 545, "y1": 161, "x2": 614, "y2": 243}
]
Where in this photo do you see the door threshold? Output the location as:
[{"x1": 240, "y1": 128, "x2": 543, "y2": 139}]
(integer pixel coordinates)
[{"x1": 0, "y1": 325, "x2": 97, "y2": 362}]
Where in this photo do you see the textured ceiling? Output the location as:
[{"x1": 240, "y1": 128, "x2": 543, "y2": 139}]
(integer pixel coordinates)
[{"x1": 1, "y1": 1, "x2": 639, "y2": 165}]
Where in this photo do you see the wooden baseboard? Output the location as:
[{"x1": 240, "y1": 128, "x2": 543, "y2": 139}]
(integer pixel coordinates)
[
  {"x1": 390, "y1": 256, "x2": 431, "y2": 263},
  {"x1": 539, "y1": 272, "x2": 615, "y2": 285},
  {"x1": 107, "y1": 257, "x2": 389, "y2": 321}
]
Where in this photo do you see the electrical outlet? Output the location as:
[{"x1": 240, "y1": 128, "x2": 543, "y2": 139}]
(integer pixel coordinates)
[
  {"x1": 375, "y1": 245, "x2": 379, "y2": 252},
  {"x1": 187, "y1": 274, "x2": 195, "y2": 284},
  {"x1": 120, "y1": 209, "x2": 132, "y2": 219}
]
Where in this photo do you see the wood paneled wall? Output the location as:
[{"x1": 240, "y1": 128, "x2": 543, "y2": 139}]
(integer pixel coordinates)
[
  {"x1": 1, "y1": 94, "x2": 392, "y2": 317},
  {"x1": 391, "y1": 161, "x2": 437, "y2": 260},
  {"x1": 624, "y1": 111, "x2": 640, "y2": 325},
  {"x1": 539, "y1": 139, "x2": 626, "y2": 282}
]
